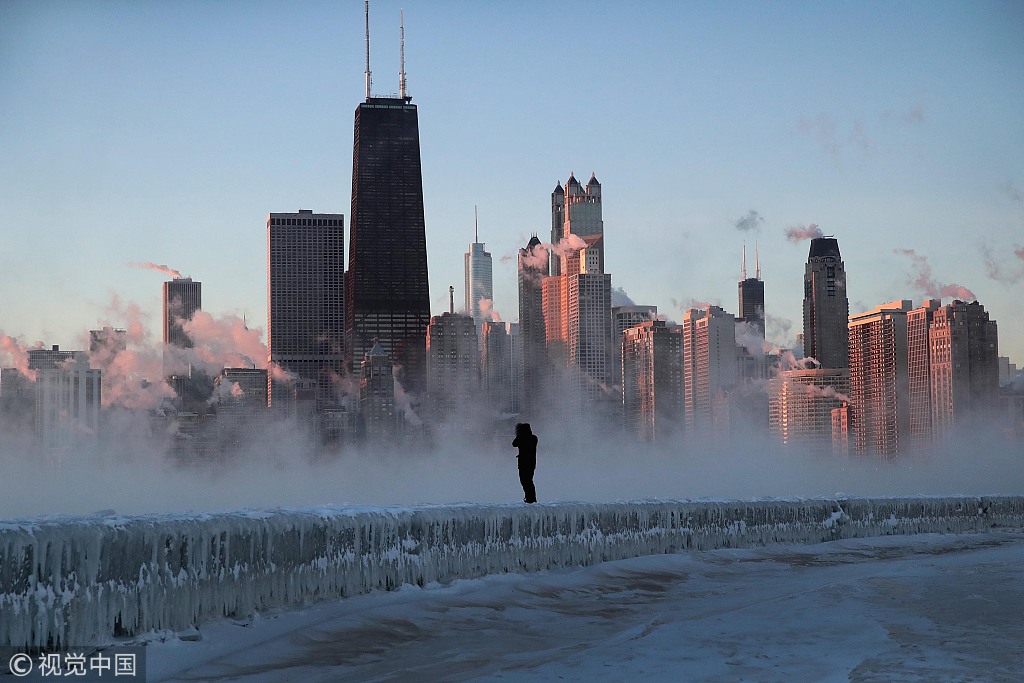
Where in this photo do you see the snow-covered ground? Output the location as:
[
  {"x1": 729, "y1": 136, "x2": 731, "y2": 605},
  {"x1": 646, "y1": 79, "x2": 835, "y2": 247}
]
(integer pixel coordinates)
[{"x1": 148, "y1": 531, "x2": 1024, "y2": 683}]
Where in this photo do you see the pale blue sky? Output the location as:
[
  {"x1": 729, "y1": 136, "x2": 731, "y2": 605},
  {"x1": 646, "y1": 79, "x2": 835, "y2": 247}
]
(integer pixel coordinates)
[{"x1": 1, "y1": 0, "x2": 1022, "y2": 362}]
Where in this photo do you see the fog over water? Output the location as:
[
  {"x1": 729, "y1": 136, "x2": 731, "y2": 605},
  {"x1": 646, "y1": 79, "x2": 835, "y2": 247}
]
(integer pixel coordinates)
[{"x1": 1, "y1": 422, "x2": 1020, "y2": 520}]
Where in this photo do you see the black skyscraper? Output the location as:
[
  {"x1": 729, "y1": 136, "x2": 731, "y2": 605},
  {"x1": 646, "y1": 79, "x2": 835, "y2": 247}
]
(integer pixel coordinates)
[
  {"x1": 346, "y1": 95, "x2": 430, "y2": 393},
  {"x1": 268, "y1": 210, "x2": 345, "y2": 408},
  {"x1": 802, "y1": 236, "x2": 849, "y2": 368},
  {"x1": 738, "y1": 244, "x2": 765, "y2": 338}
]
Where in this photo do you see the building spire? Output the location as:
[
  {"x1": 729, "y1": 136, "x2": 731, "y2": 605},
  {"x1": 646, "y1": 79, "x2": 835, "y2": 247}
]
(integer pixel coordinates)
[
  {"x1": 449, "y1": 285, "x2": 454, "y2": 314},
  {"x1": 742, "y1": 242, "x2": 748, "y2": 280},
  {"x1": 364, "y1": 0, "x2": 372, "y2": 100},
  {"x1": 474, "y1": 205, "x2": 479, "y2": 243},
  {"x1": 399, "y1": 8, "x2": 407, "y2": 99}
]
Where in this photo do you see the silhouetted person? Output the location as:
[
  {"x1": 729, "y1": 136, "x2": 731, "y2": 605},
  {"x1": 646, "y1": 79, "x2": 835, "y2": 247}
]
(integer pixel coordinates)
[{"x1": 513, "y1": 422, "x2": 538, "y2": 503}]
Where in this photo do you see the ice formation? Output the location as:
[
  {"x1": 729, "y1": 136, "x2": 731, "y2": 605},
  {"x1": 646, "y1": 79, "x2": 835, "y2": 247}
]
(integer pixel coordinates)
[{"x1": 2, "y1": 496, "x2": 1022, "y2": 649}]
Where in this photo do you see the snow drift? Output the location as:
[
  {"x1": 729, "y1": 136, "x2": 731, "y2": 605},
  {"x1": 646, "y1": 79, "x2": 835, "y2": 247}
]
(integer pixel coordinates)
[{"x1": 2, "y1": 496, "x2": 1022, "y2": 648}]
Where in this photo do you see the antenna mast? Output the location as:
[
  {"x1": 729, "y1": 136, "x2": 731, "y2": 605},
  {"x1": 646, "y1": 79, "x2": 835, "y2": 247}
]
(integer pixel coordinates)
[
  {"x1": 755, "y1": 241, "x2": 761, "y2": 280},
  {"x1": 474, "y1": 205, "x2": 479, "y2": 243},
  {"x1": 741, "y1": 243, "x2": 747, "y2": 280},
  {"x1": 364, "y1": 0, "x2": 372, "y2": 100},
  {"x1": 399, "y1": 8, "x2": 407, "y2": 99}
]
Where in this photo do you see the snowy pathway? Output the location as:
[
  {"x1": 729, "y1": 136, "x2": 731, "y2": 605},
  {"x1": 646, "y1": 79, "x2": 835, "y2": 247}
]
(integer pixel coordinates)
[{"x1": 148, "y1": 531, "x2": 1024, "y2": 683}]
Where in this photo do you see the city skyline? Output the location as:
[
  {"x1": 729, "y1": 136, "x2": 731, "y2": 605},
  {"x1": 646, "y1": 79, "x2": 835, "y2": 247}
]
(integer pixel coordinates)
[{"x1": 1, "y1": 1, "x2": 1022, "y2": 364}]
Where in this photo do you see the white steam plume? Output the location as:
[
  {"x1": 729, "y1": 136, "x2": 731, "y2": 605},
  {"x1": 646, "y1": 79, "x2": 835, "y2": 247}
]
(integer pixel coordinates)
[
  {"x1": 785, "y1": 223, "x2": 824, "y2": 243},
  {"x1": 894, "y1": 248, "x2": 976, "y2": 301}
]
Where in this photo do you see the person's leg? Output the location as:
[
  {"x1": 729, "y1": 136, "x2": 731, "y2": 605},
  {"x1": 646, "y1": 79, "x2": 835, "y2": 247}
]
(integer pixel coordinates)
[{"x1": 520, "y1": 468, "x2": 536, "y2": 503}]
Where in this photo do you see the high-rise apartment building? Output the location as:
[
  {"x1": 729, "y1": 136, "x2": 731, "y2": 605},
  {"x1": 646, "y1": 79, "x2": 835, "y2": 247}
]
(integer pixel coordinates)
[
  {"x1": 267, "y1": 210, "x2": 345, "y2": 408},
  {"x1": 906, "y1": 299, "x2": 941, "y2": 450},
  {"x1": 622, "y1": 320, "x2": 683, "y2": 442},
  {"x1": 769, "y1": 368, "x2": 850, "y2": 449},
  {"x1": 802, "y1": 237, "x2": 849, "y2": 369},
  {"x1": 359, "y1": 340, "x2": 397, "y2": 440},
  {"x1": 737, "y1": 244, "x2": 765, "y2": 338},
  {"x1": 508, "y1": 322, "x2": 522, "y2": 415},
  {"x1": 464, "y1": 211, "x2": 493, "y2": 337},
  {"x1": 518, "y1": 235, "x2": 547, "y2": 418},
  {"x1": 30, "y1": 348, "x2": 102, "y2": 452},
  {"x1": 425, "y1": 311, "x2": 479, "y2": 421},
  {"x1": 682, "y1": 306, "x2": 738, "y2": 433},
  {"x1": 564, "y1": 239, "x2": 612, "y2": 407},
  {"x1": 346, "y1": 43, "x2": 430, "y2": 392},
  {"x1": 848, "y1": 300, "x2": 912, "y2": 457},
  {"x1": 551, "y1": 172, "x2": 603, "y2": 275},
  {"x1": 538, "y1": 235, "x2": 613, "y2": 422},
  {"x1": 163, "y1": 277, "x2": 201, "y2": 348},
  {"x1": 612, "y1": 306, "x2": 658, "y2": 345},
  {"x1": 481, "y1": 321, "x2": 513, "y2": 416},
  {"x1": 612, "y1": 305, "x2": 658, "y2": 395},
  {"x1": 929, "y1": 300, "x2": 998, "y2": 437}
]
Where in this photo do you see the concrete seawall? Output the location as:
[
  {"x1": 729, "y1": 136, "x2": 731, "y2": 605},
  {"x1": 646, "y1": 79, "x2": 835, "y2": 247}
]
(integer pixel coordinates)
[{"x1": 2, "y1": 496, "x2": 1022, "y2": 648}]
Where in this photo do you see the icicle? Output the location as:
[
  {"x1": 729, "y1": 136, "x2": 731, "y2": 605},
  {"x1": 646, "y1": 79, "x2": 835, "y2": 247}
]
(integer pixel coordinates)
[{"x1": 2, "y1": 496, "x2": 1023, "y2": 648}]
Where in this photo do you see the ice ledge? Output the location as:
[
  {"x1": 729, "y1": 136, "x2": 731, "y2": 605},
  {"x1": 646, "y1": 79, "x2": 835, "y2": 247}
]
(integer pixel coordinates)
[{"x1": 2, "y1": 496, "x2": 1022, "y2": 648}]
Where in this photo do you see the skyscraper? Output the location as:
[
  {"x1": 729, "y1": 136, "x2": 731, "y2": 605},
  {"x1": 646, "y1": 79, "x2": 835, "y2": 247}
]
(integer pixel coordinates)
[
  {"x1": 682, "y1": 306, "x2": 738, "y2": 433},
  {"x1": 738, "y1": 244, "x2": 765, "y2": 338},
  {"x1": 802, "y1": 237, "x2": 849, "y2": 369},
  {"x1": 518, "y1": 235, "x2": 547, "y2": 418},
  {"x1": 163, "y1": 277, "x2": 201, "y2": 348},
  {"x1": 29, "y1": 347, "x2": 102, "y2": 452},
  {"x1": 360, "y1": 340, "x2": 397, "y2": 440},
  {"x1": 907, "y1": 299, "x2": 941, "y2": 450},
  {"x1": 425, "y1": 310, "x2": 479, "y2": 422},
  {"x1": 481, "y1": 321, "x2": 513, "y2": 416},
  {"x1": 550, "y1": 172, "x2": 603, "y2": 275},
  {"x1": 346, "y1": 9, "x2": 430, "y2": 393},
  {"x1": 929, "y1": 300, "x2": 999, "y2": 438},
  {"x1": 563, "y1": 237, "x2": 612, "y2": 409},
  {"x1": 267, "y1": 210, "x2": 345, "y2": 408},
  {"x1": 464, "y1": 208, "x2": 493, "y2": 336},
  {"x1": 848, "y1": 300, "x2": 912, "y2": 457},
  {"x1": 769, "y1": 368, "x2": 850, "y2": 449},
  {"x1": 622, "y1": 320, "x2": 684, "y2": 442}
]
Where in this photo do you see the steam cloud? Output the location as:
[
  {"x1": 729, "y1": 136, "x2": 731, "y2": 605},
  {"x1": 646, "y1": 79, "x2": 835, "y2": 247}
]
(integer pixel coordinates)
[
  {"x1": 799, "y1": 107, "x2": 925, "y2": 159},
  {"x1": 610, "y1": 287, "x2": 636, "y2": 308},
  {"x1": 478, "y1": 298, "x2": 502, "y2": 322},
  {"x1": 517, "y1": 235, "x2": 588, "y2": 275},
  {"x1": 0, "y1": 333, "x2": 36, "y2": 379},
  {"x1": 735, "y1": 321, "x2": 772, "y2": 356},
  {"x1": 982, "y1": 244, "x2": 1024, "y2": 285},
  {"x1": 734, "y1": 210, "x2": 764, "y2": 232},
  {"x1": 894, "y1": 248, "x2": 976, "y2": 301},
  {"x1": 765, "y1": 315, "x2": 794, "y2": 348},
  {"x1": 130, "y1": 262, "x2": 183, "y2": 279},
  {"x1": 785, "y1": 223, "x2": 824, "y2": 243}
]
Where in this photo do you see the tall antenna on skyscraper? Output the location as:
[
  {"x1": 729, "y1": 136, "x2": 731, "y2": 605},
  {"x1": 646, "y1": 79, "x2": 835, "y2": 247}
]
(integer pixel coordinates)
[
  {"x1": 364, "y1": 0, "x2": 372, "y2": 100},
  {"x1": 755, "y1": 241, "x2": 761, "y2": 280},
  {"x1": 474, "y1": 205, "x2": 479, "y2": 243},
  {"x1": 742, "y1": 243, "x2": 748, "y2": 280},
  {"x1": 399, "y1": 8, "x2": 407, "y2": 99}
]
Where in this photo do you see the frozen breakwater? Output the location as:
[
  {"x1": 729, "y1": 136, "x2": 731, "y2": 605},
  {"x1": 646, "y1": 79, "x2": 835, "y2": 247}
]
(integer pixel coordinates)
[{"x1": 2, "y1": 496, "x2": 1023, "y2": 648}]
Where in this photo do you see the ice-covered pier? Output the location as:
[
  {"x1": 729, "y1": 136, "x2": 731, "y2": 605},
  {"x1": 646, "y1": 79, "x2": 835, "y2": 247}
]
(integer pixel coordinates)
[{"x1": 2, "y1": 496, "x2": 1023, "y2": 648}]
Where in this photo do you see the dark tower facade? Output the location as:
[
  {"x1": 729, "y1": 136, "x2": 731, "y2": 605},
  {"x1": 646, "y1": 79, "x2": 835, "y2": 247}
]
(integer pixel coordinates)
[
  {"x1": 738, "y1": 245, "x2": 765, "y2": 338},
  {"x1": 268, "y1": 210, "x2": 346, "y2": 408},
  {"x1": 802, "y1": 237, "x2": 849, "y2": 369},
  {"x1": 518, "y1": 235, "x2": 547, "y2": 417},
  {"x1": 346, "y1": 96, "x2": 430, "y2": 393},
  {"x1": 163, "y1": 277, "x2": 201, "y2": 348}
]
